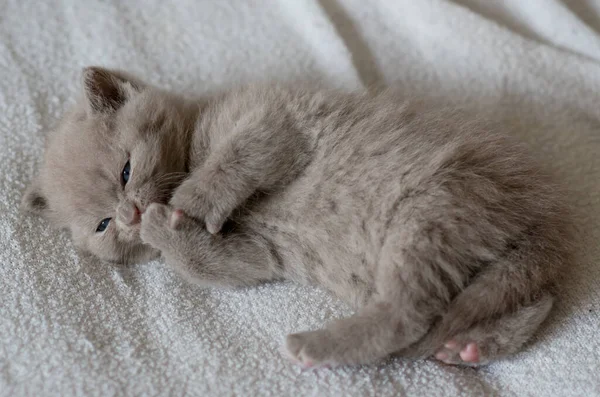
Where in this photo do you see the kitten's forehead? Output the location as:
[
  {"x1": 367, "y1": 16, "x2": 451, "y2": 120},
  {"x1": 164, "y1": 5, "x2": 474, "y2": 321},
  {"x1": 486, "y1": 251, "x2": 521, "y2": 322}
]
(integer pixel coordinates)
[{"x1": 118, "y1": 91, "x2": 181, "y2": 136}]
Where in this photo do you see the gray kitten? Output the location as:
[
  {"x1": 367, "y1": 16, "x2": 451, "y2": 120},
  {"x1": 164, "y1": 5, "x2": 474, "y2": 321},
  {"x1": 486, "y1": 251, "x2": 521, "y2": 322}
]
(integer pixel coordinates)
[{"x1": 22, "y1": 67, "x2": 574, "y2": 368}]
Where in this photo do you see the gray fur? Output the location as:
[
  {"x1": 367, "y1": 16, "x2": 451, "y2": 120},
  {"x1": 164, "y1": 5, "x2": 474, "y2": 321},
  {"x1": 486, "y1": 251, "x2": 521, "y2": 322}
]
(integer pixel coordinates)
[{"x1": 22, "y1": 67, "x2": 574, "y2": 367}]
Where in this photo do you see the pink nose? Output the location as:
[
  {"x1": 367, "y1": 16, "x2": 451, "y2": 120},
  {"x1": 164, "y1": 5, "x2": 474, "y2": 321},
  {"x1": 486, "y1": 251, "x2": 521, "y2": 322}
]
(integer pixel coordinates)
[
  {"x1": 130, "y1": 205, "x2": 142, "y2": 225},
  {"x1": 117, "y1": 203, "x2": 142, "y2": 226}
]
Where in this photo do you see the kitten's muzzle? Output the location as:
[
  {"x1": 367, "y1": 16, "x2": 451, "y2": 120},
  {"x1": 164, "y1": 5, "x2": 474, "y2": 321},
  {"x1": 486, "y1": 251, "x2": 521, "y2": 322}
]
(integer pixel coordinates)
[{"x1": 117, "y1": 202, "x2": 142, "y2": 226}]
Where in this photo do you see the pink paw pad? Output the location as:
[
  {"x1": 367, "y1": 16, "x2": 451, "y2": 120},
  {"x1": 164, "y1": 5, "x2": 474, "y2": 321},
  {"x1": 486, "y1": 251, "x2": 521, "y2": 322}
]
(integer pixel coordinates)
[
  {"x1": 301, "y1": 360, "x2": 314, "y2": 369},
  {"x1": 459, "y1": 343, "x2": 479, "y2": 363},
  {"x1": 434, "y1": 340, "x2": 480, "y2": 365},
  {"x1": 169, "y1": 209, "x2": 185, "y2": 229},
  {"x1": 285, "y1": 353, "x2": 331, "y2": 371},
  {"x1": 300, "y1": 360, "x2": 334, "y2": 371}
]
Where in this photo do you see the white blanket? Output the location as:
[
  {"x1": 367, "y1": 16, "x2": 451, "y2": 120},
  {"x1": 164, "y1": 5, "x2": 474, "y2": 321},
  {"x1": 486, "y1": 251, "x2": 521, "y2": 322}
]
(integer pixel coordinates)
[{"x1": 1, "y1": 0, "x2": 599, "y2": 395}]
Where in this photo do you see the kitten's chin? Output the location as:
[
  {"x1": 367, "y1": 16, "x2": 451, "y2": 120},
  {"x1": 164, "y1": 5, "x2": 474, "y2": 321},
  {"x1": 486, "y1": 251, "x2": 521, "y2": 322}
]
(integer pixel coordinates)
[
  {"x1": 93, "y1": 243, "x2": 160, "y2": 266},
  {"x1": 129, "y1": 245, "x2": 161, "y2": 265},
  {"x1": 129, "y1": 244, "x2": 162, "y2": 265},
  {"x1": 120, "y1": 223, "x2": 142, "y2": 241}
]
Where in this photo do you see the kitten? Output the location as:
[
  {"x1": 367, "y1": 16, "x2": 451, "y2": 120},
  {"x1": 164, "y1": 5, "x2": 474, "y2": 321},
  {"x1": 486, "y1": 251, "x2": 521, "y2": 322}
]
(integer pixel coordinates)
[{"x1": 22, "y1": 67, "x2": 574, "y2": 367}]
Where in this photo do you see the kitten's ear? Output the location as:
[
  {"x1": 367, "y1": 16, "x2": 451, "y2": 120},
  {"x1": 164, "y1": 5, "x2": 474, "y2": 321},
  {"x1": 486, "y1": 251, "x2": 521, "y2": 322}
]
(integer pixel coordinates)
[
  {"x1": 21, "y1": 177, "x2": 49, "y2": 216},
  {"x1": 82, "y1": 66, "x2": 141, "y2": 114}
]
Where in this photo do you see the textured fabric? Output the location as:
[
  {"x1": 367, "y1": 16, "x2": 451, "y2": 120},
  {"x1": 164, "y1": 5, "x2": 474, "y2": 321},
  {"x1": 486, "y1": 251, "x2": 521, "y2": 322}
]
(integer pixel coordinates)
[{"x1": 1, "y1": 0, "x2": 599, "y2": 396}]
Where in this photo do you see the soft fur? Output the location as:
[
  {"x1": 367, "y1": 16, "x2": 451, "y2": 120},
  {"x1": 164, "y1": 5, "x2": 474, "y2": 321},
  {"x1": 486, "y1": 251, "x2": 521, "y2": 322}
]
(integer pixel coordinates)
[{"x1": 22, "y1": 67, "x2": 574, "y2": 367}]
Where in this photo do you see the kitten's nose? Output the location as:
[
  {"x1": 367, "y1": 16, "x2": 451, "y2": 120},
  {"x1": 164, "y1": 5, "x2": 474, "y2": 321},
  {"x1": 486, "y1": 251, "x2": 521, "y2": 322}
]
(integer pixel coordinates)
[
  {"x1": 131, "y1": 205, "x2": 141, "y2": 224},
  {"x1": 118, "y1": 203, "x2": 141, "y2": 226}
]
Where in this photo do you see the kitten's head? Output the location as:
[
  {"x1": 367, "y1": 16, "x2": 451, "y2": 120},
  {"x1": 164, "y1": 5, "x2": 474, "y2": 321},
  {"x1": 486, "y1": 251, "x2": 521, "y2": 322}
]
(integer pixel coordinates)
[{"x1": 21, "y1": 67, "x2": 195, "y2": 264}]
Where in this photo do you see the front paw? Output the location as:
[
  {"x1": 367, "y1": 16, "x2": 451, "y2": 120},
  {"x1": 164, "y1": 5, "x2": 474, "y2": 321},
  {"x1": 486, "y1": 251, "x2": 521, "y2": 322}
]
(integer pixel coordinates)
[
  {"x1": 169, "y1": 179, "x2": 228, "y2": 235},
  {"x1": 140, "y1": 203, "x2": 198, "y2": 252},
  {"x1": 140, "y1": 203, "x2": 175, "y2": 251}
]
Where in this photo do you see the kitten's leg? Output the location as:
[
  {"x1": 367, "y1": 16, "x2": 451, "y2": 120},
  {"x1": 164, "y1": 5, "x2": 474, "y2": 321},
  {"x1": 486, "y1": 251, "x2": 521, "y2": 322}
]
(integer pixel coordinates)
[
  {"x1": 285, "y1": 238, "x2": 443, "y2": 367},
  {"x1": 140, "y1": 203, "x2": 278, "y2": 288},
  {"x1": 285, "y1": 300, "x2": 412, "y2": 367},
  {"x1": 432, "y1": 293, "x2": 554, "y2": 366},
  {"x1": 170, "y1": 122, "x2": 311, "y2": 234}
]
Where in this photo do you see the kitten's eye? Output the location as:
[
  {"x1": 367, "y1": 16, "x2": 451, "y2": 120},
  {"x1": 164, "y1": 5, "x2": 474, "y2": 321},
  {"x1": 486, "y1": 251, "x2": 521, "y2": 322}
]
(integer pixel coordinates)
[
  {"x1": 122, "y1": 160, "x2": 131, "y2": 185},
  {"x1": 96, "y1": 218, "x2": 111, "y2": 233}
]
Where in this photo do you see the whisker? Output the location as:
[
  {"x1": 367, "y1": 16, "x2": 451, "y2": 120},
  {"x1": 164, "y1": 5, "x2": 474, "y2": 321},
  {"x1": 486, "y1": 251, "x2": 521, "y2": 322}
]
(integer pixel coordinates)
[{"x1": 153, "y1": 172, "x2": 188, "y2": 185}]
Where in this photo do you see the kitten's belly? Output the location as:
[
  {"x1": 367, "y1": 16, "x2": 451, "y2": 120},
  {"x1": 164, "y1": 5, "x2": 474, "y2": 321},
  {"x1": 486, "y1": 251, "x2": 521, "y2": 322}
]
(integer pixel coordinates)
[
  {"x1": 252, "y1": 212, "x2": 377, "y2": 307},
  {"x1": 244, "y1": 173, "x2": 397, "y2": 307},
  {"x1": 241, "y1": 111, "x2": 431, "y2": 306}
]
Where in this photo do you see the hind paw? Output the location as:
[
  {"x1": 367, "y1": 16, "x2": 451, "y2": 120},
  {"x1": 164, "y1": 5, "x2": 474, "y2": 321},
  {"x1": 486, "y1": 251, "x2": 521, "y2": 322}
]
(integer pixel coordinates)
[
  {"x1": 285, "y1": 331, "x2": 339, "y2": 369},
  {"x1": 434, "y1": 340, "x2": 482, "y2": 366}
]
